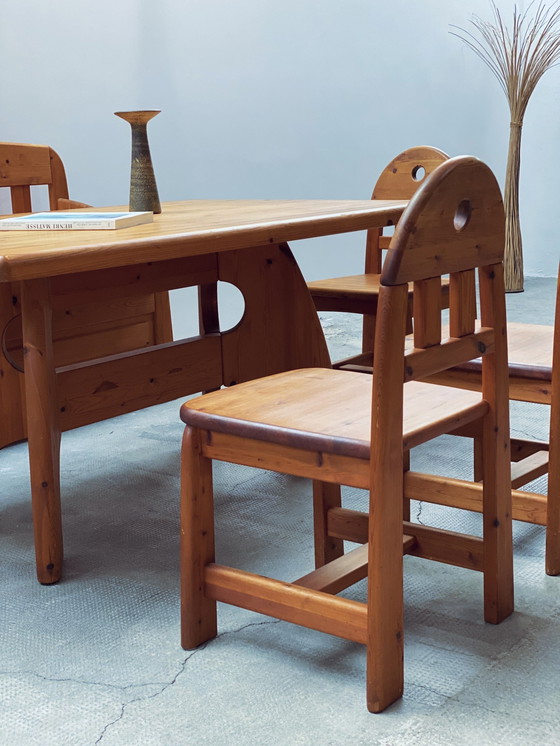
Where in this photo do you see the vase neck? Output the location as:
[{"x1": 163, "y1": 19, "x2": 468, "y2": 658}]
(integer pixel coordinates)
[{"x1": 131, "y1": 122, "x2": 149, "y2": 137}]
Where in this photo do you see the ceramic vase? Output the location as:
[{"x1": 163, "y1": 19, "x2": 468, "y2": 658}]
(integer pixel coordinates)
[{"x1": 115, "y1": 110, "x2": 161, "y2": 214}]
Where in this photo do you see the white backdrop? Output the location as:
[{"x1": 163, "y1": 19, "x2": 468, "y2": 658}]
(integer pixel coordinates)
[{"x1": 1, "y1": 0, "x2": 559, "y2": 334}]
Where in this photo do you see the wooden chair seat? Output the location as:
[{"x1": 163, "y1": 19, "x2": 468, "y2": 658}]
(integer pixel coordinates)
[
  {"x1": 450, "y1": 322, "x2": 553, "y2": 381},
  {"x1": 309, "y1": 274, "x2": 450, "y2": 304},
  {"x1": 308, "y1": 274, "x2": 386, "y2": 312},
  {"x1": 182, "y1": 368, "x2": 486, "y2": 458}
]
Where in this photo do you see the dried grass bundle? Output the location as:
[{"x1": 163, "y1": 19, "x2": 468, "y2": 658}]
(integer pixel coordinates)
[{"x1": 452, "y1": 2, "x2": 560, "y2": 291}]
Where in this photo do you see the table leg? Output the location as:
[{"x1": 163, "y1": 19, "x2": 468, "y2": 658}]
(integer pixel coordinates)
[
  {"x1": 220, "y1": 242, "x2": 337, "y2": 567},
  {"x1": 21, "y1": 278, "x2": 63, "y2": 584},
  {"x1": 0, "y1": 283, "x2": 26, "y2": 447},
  {"x1": 220, "y1": 242, "x2": 331, "y2": 384}
]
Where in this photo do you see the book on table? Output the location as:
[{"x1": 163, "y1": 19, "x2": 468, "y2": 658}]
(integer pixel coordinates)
[{"x1": 0, "y1": 211, "x2": 154, "y2": 231}]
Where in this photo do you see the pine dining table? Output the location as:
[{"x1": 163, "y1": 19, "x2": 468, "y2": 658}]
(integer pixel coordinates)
[{"x1": 0, "y1": 199, "x2": 406, "y2": 584}]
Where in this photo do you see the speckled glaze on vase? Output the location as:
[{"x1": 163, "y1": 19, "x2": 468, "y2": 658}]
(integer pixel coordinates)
[{"x1": 115, "y1": 110, "x2": 161, "y2": 214}]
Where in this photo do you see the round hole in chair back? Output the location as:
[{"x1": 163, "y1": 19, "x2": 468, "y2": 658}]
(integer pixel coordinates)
[
  {"x1": 411, "y1": 165, "x2": 426, "y2": 181},
  {"x1": 454, "y1": 199, "x2": 472, "y2": 232}
]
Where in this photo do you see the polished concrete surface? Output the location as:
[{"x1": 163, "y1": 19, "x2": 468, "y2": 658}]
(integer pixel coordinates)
[{"x1": 1, "y1": 278, "x2": 559, "y2": 745}]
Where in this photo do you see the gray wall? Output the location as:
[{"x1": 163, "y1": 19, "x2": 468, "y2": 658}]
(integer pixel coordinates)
[{"x1": 1, "y1": 1, "x2": 558, "y2": 334}]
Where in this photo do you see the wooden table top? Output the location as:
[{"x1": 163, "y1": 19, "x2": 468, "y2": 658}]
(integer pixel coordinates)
[{"x1": 0, "y1": 199, "x2": 406, "y2": 282}]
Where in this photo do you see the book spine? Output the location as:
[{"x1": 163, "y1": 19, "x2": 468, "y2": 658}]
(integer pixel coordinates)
[{"x1": 0, "y1": 221, "x2": 114, "y2": 230}]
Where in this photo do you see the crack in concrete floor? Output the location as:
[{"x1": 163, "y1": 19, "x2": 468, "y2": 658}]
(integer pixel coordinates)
[{"x1": 93, "y1": 618, "x2": 281, "y2": 744}]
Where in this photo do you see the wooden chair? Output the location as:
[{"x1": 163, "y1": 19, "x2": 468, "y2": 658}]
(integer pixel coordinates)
[
  {"x1": 0, "y1": 141, "x2": 173, "y2": 447},
  {"x1": 307, "y1": 146, "x2": 449, "y2": 369},
  {"x1": 422, "y1": 271, "x2": 560, "y2": 576},
  {"x1": 179, "y1": 156, "x2": 513, "y2": 712}
]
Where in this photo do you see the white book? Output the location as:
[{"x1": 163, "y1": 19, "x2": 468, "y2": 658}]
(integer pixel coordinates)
[{"x1": 0, "y1": 211, "x2": 154, "y2": 231}]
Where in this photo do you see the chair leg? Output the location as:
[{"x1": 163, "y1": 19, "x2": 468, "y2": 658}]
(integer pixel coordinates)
[
  {"x1": 312, "y1": 481, "x2": 343, "y2": 567},
  {"x1": 366, "y1": 453, "x2": 405, "y2": 711},
  {"x1": 366, "y1": 479, "x2": 404, "y2": 713},
  {"x1": 481, "y1": 418, "x2": 514, "y2": 624},
  {"x1": 402, "y1": 451, "x2": 411, "y2": 521},
  {"x1": 546, "y1": 406, "x2": 560, "y2": 575},
  {"x1": 546, "y1": 492, "x2": 560, "y2": 576},
  {"x1": 361, "y1": 313, "x2": 376, "y2": 356},
  {"x1": 473, "y1": 432, "x2": 483, "y2": 482},
  {"x1": 181, "y1": 426, "x2": 218, "y2": 649}
]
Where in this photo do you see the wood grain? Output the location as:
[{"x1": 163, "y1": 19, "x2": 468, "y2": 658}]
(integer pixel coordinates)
[
  {"x1": 20, "y1": 278, "x2": 63, "y2": 584},
  {"x1": 182, "y1": 368, "x2": 488, "y2": 459},
  {"x1": 0, "y1": 199, "x2": 407, "y2": 282},
  {"x1": 205, "y1": 563, "x2": 368, "y2": 645},
  {"x1": 180, "y1": 426, "x2": 217, "y2": 649},
  {"x1": 57, "y1": 335, "x2": 223, "y2": 430}
]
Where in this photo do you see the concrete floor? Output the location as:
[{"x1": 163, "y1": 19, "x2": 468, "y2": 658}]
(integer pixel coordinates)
[{"x1": 1, "y1": 277, "x2": 559, "y2": 745}]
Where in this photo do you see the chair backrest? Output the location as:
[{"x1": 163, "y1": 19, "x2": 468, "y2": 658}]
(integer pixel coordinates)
[
  {"x1": 365, "y1": 146, "x2": 449, "y2": 274},
  {"x1": 0, "y1": 142, "x2": 69, "y2": 213},
  {"x1": 371, "y1": 154, "x2": 507, "y2": 442}
]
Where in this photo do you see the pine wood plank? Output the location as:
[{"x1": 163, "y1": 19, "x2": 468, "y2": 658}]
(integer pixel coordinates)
[
  {"x1": 510, "y1": 451, "x2": 549, "y2": 489},
  {"x1": 294, "y1": 537, "x2": 417, "y2": 595},
  {"x1": 49, "y1": 254, "x2": 218, "y2": 307},
  {"x1": 10, "y1": 185, "x2": 32, "y2": 213},
  {"x1": 327, "y1": 507, "x2": 369, "y2": 544},
  {"x1": 404, "y1": 471, "x2": 547, "y2": 526},
  {"x1": 294, "y1": 543, "x2": 370, "y2": 594},
  {"x1": 0, "y1": 199, "x2": 407, "y2": 282},
  {"x1": 449, "y1": 269, "x2": 476, "y2": 337},
  {"x1": 413, "y1": 277, "x2": 442, "y2": 348},
  {"x1": 405, "y1": 330, "x2": 495, "y2": 382},
  {"x1": 56, "y1": 335, "x2": 223, "y2": 430},
  {"x1": 183, "y1": 368, "x2": 487, "y2": 459},
  {"x1": 205, "y1": 563, "x2": 369, "y2": 645},
  {"x1": 0, "y1": 143, "x2": 53, "y2": 186},
  {"x1": 312, "y1": 481, "x2": 344, "y2": 566},
  {"x1": 425, "y1": 367, "x2": 553, "y2": 403},
  {"x1": 403, "y1": 521, "x2": 484, "y2": 571},
  {"x1": 201, "y1": 430, "x2": 371, "y2": 489}
]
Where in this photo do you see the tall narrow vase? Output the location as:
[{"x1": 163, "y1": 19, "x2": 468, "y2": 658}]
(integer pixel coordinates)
[{"x1": 115, "y1": 110, "x2": 161, "y2": 214}]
